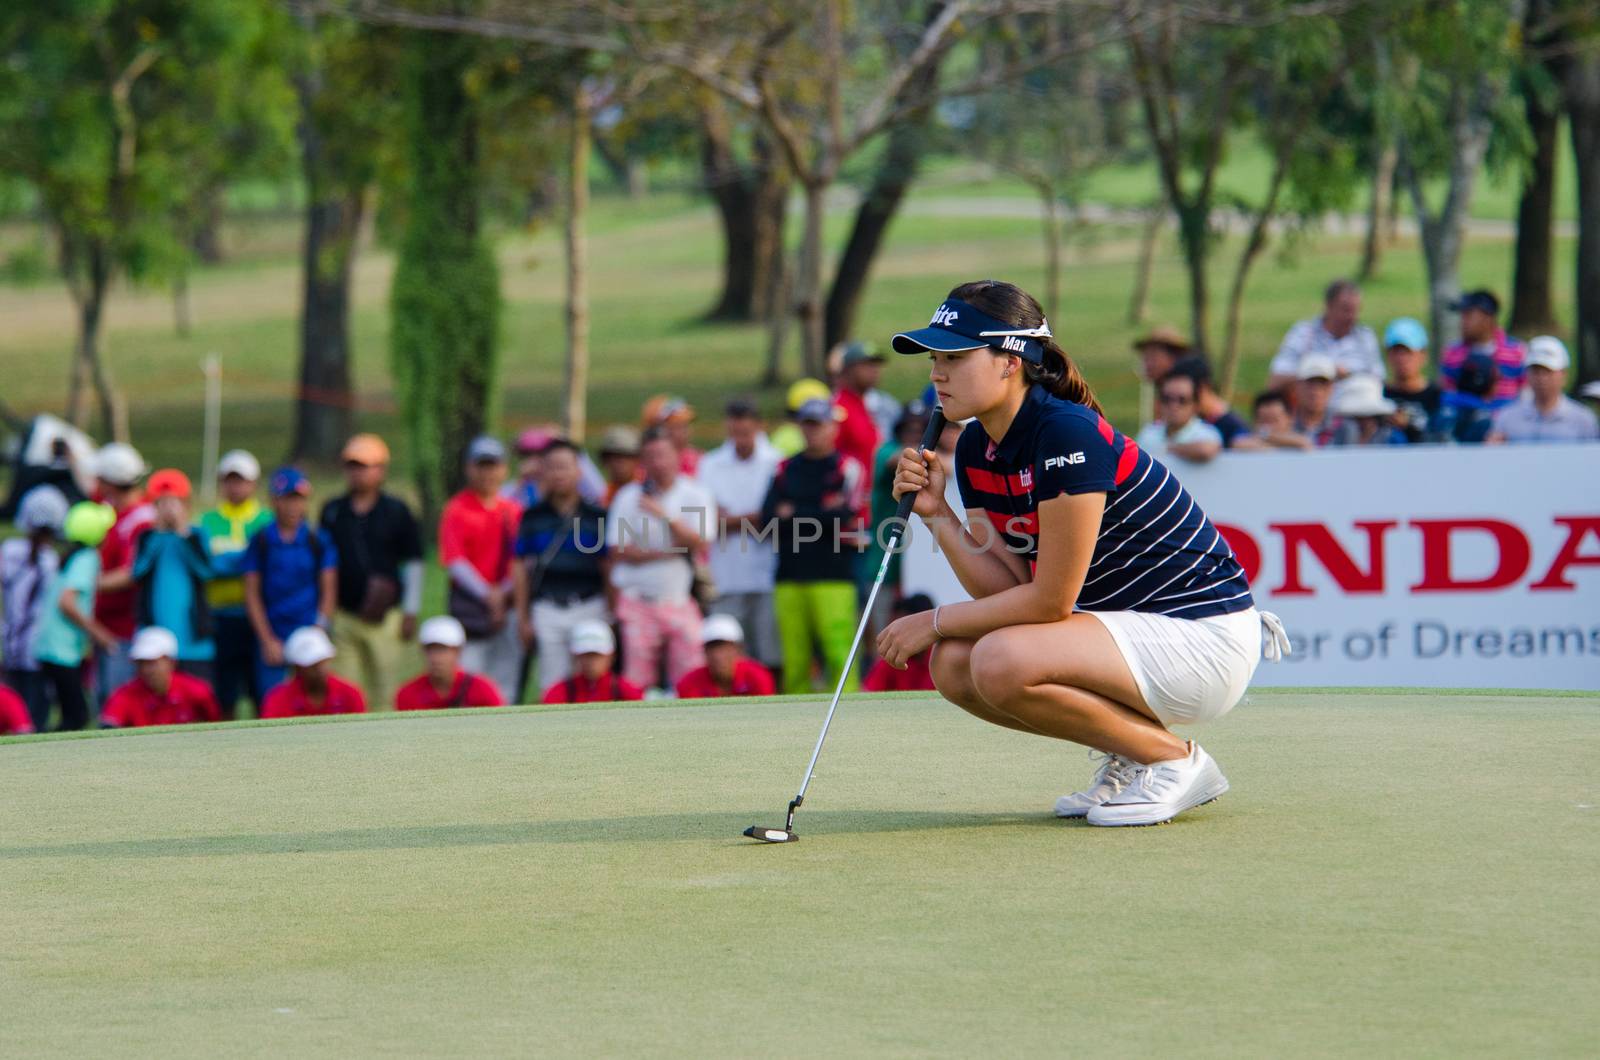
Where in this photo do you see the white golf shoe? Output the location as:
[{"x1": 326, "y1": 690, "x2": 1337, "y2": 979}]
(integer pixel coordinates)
[
  {"x1": 1054, "y1": 751, "x2": 1140, "y2": 818},
  {"x1": 1086, "y1": 742, "x2": 1229, "y2": 827}
]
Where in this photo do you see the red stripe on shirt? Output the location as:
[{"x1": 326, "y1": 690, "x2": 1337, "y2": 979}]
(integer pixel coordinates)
[
  {"x1": 966, "y1": 467, "x2": 1028, "y2": 495},
  {"x1": 983, "y1": 509, "x2": 1038, "y2": 536},
  {"x1": 1095, "y1": 415, "x2": 1116, "y2": 444},
  {"x1": 1114, "y1": 438, "x2": 1140, "y2": 485}
]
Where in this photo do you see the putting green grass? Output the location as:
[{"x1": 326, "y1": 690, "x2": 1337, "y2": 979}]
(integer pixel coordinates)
[{"x1": 3, "y1": 690, "x2": 1597, "y2": 1056}]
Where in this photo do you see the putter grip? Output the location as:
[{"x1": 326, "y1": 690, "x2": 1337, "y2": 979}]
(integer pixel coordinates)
[{"x1": 893, "y1": 406, "x2": 949, "y2": 524}]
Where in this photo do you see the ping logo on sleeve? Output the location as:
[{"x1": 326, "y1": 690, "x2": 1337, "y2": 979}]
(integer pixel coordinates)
[{"x1": 1044, "y1": 453, "x2": 1085, "y2": 470}]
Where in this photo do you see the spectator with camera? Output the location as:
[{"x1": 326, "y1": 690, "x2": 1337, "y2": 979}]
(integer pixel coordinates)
[
  {"x1": 132, "y1": 470, "x2": 216, "y2": 681},
  {"x1": 1379, "y1": 318, "x2": 1441, "y2": 443},
  {"x1": 1441, "y1": 289, "x2": 1526, "y2": 409}
]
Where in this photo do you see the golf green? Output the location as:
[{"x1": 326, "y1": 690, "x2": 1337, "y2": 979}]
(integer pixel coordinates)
[{"x1": 3, "y1": 690, "x2": 1596, "y2": 1056}]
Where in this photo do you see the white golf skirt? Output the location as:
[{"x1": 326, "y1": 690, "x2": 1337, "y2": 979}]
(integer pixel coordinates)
[{"x1": 1086, "y1": 607, "x2": 1287, "y2": 727}]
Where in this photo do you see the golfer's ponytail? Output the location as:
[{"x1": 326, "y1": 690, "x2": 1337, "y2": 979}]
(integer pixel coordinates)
[{"x1": 946, "y1": 279, "x2": 1105, "y2": 416}]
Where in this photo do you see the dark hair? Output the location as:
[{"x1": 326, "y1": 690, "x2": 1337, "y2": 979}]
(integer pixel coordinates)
[
  {"x1": 1253, "y1": 389, "x2": 1290, "y2": 414},
  {"x1": 542, "y1": 438, "x2": 581, "y2": 460},
  {"x1": 1156, "y1": 371, "x2": 1198, "y2": 399},
  {"x1": 1165, "y1": 355, "x2": 1214, "y2": 393},
  {"x1": 894, "y1": 592, "x2": 935, "y2": 618},
  {"x1": 946, "y1": 279, "x2": 1103, "y2": 415},
  {"x1": 639, "y1": 426, "x2": 675, "y2": 449},
  {"x1": 1324, "y1": 278, "x2": 1359, "y2": 304}
]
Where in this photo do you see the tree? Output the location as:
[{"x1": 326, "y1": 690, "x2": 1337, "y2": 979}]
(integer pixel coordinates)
[
  {"x1": 1507, "y1": 0, "x2": 1563, "y2": 334},
  {"x1": 291, "y1": 14, "x2": 400, "y2": 462},
  {"x1": 389, "y1": 25, "x2": 501, "y2": 522},
  {"x1": 1391, "y1": 0, "x2": 1529, "y2": 355},
  {"x1": 0, "y1": 0, "x2": 292, "y2": 440},
  {"x1": 1546, "y1": 5, "x2": 1600, "y2": 386},
  {"x1": 696, "y1": 93, "x2": 789, "y2": 324}
]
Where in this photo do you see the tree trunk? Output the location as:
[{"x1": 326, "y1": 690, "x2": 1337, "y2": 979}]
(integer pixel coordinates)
[
  {"x1": 190, "y1": 185, "x2": 226, "y2": 265},
  {"x1": 1220, "y1": 153, "x2": 1291, "y2": 400},
  {"x1": 173, "y1": 268, "x2": 193, "y2": 337},
  {"x1": 1039, "y1": 186, "x2": 1063, "y2": 322},
  {"x1": 1566, "y1": 53, "x2": 1600, "y2": 387},
  {"x1": 749, "y1": 136, "x2": 788, "y2": 321},
  {"x1": 1175, "y1": 204, "x2": 1211, "y2": 356},
  {"x1": 291, "y1": 52, "x2": 364, "y2": 464},
  {"x1": 564, "y1": 87, "x2": 591, "y2": 442},
  {"x1": 1402, "y1": 91, "x2": 1490, "y2": 359},
  {"x1": 1358, "y1": 139, "x2": 1397, "y2": 281},
  {"x1": 1508, "y1": 82, "x2": 1560, "y2": 333},
  {"x1": 700, "y1": 107, "x2": 758, "y2": 322},
  {"x1": 1126, "y1": 205, "x2": 1160, "y2": 325},
  {"x1": 762, "y1": 249, "x2": 792, "y2": 386},
  {"x1": 795, "y1": 181, "x2": 828, "y2": 378},
  {"x1": 822, "y1": 53, "x2": 940, "y2": 349}
]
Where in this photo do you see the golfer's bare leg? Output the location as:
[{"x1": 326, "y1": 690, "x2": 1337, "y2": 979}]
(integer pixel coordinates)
[{"x1": 929, "y1": 639, "x2": 1047, "y2": 736}]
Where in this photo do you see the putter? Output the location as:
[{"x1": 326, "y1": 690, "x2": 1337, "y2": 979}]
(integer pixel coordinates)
[{"x1": 744, "y1": 406, "x2": 948, "y2": 844}]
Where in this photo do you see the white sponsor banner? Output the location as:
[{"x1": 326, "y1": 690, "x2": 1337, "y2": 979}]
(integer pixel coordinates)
[{"x1": 899, "y1": 444, "x2": 1600, "y2": 689}]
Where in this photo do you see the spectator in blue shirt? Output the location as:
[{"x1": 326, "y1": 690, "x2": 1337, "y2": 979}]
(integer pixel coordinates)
[
  {"x1": 133, "y1": 469, "x2": 216, "y2": 681},
  {"x1": 242, "y1": 467, "x2": 337, "y2": 698}
]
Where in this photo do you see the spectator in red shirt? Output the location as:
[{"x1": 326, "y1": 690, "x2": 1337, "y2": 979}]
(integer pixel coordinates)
[
  {"x1": 89, "y1": 442, "x2": 155, "y2": 707},
  {"x1": 260, "y1": 626, "x2": 367, "y2": 718},
  {"x1": 0, "y1": 684, "x2": 34, "y2": 735},
  {"x1": 541, "y1": 620, "x2": 644, "y2": 704},
  {"x1": 674, "y1": 613, "x2": 776, "y2": 699},
  {"x1": 395, "y1": 616, "x2": 506, "y2": 710},
  {"x1": 832, "y1": 342, "x2": 888, "y2": 475},
  {"x1": 864, "y1": 594, "x2": 938, "y2": 692},
  {"x1": 101, "y1": 627, "x2": 221, "y2": 728},
  {"x1": 640, "y1": 394, "x2": 701, "y2": 475},
  {"x1": 440, "y1": 436, "x2": 523, "y2": 702}
]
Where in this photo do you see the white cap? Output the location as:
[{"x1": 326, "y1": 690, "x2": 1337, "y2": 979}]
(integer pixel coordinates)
[
  {"x1": 93, "y1": 442, "x2": 147, "y2": 487},
  {"x1": 1297, "y1": 354, "x2": 1337, "y2": 382},
  {"x1": 16, "y1": 485, "x2": 69, "y2": 534},
  {"x1": 283, "y1": 626, "x2": 336, "y2": 668},
  {"x1": 569, "y1": 620, "x2": 616, "y2": 656},
  {"x1": 1579, "y1": 380, "x2": 1600, "y2": 400},
  {"x1": 1332, "y1": 375, "x2": 1397, "y2": 418},
  {"x1": 130, "y1": 626, "x2": 179, "y2": 662},
  {"x1": 700, "y1": 613, "x2": 745, "y2": 646},
  {"x1": 1526, "y1": 335, "x2": 1570, "y2": 372},
  {"x1": 418, "y1": 615, "x2": 466, "y2": 648},
  {"x1": 217, "y1": 449, "x2": 261, "y2": 481}
]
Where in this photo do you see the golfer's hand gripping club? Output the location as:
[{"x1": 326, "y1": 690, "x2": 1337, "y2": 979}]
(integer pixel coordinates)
[{"x1": 743, "y1": 407, "x2": 946, "y2": 844}]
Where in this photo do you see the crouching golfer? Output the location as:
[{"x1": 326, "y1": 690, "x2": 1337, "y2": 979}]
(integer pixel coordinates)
[{"x1": 876, "y1": 279, "x2": 1289, "y2": 827}]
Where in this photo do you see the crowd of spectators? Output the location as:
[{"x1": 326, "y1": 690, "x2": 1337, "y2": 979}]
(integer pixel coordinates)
[
  {"x1": 1, "y1": 282, "x2": 1594, "y2": 735},
  {"x1": 1132, "y1": 279, "x2": 1598, "y2": 465}
]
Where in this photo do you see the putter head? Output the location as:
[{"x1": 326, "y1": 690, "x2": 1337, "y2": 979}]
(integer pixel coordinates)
[{"x1": 743, "y1": 825, "x2": 799, "y2": 844}]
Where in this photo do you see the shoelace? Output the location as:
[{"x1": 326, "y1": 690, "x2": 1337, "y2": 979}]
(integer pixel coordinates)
[
  {"x1": 1087, "y1": 750, "x2": 1138, "y2": 793},
  {"x1": 1260, "y1": 610, "x2": 1293, "y2": 662},
  {"x1": 1123, "y1": 762, "x2": 1181, "y2": 800}
]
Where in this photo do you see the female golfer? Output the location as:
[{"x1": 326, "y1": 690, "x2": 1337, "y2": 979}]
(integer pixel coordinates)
[{"x1": 875, "y1": 279, "x2": 1289, "y2": 827}]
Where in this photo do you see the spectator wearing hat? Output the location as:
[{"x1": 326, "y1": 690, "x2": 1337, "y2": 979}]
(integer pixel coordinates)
[
  {"x1": 606, "y1": 428, "x2": 716, "y2": 692},
  {"x1": 1136, "y1": 372, "x2": 1223, "y2": 463},
  {"x1": 1291, "y1": 354, "x2": 1342, "y2": 447},
  {"x1": 320, "y1": 434, "x2": 424, "y2": 712},
  {"x1": 673, "y1": 613, "x2": 776, "y2": 699},
  {"x1": 761, "y1": 397, "x2": 869, "y2": 695},
  {"x1": 396, "y1": 616, "x2": 505, "y2": 710},
  {"x1": 831, "y1": 342, "x2": 894, "y2": 474},
  {"x1": 1267, "y1": 279, "x2": 1382, "y2": 398},
  {"x1": 1233, "y1": 390, "x2": 1313, "y2": 451},
  {"x1": 440, "y1": 435, "x2": 523, "y2": 702},
  {"x1": 640, "y1": 394, "x2": 701, "y2": 475},
  {"x1": 507, "y1": 426, "x2": 609, "y2": 511},
  {"x1": 863, "y1": 594, "x2": 939, "y2": 692},
  {"x1": 100, "y1": 627, "x2": 221, "y2": 728},
  {"x1": 1441, "y1": 289, "x2": 1526, "y2": 408},
  {"x1": 1578, "y1": 380, "x2": 1600, "y2": 416},
  {"x1": 512, "y1": 438, "x2": 611, "y2": 697},
  {"x1": 1162, "y1": 357, "x2": 1249, "y2": 447},
  {"x1": 771, "y1": 378, "x2": 832, "y2": 458},
  {"x1": 697, "y1": 397, "x2": 782, "y2": 676},
  {"x1": 88, "y1": 442, "x2": 155, "y2": 706},
  {"x1": 597, "y1": 426, "x2": 642, "y2": 505},
  {"x1": 242, "y1": 467, "x2": 337, "y2": 699},
  {"x1": 133, "y1": 470, "x2": 216, "y2": 680},
  {"x1": 540, "y1": 620, "x2": 644, "y2": 704},
  {"x1": 1329, "y1": 377, "x2": 1407, "y2": 446},
  {"x1": 1131, "y1": 326, "x2": 1191, "y2": 425},
  {"x1": 0, "y1": 684, "x2": 32, "y2": 735},
  {"x1": 260, "y1": 626, "x2": 367, "y2": 718},
  {"x1": 199, "y1": 450, "x2": 272, "y2": 718},
  {"x1": 2, "y1": 486, "x2": 68, "y2": 729},
  {"x1": 1489, "y1": 337, "x2": 1599, "y2": 443},
  {"x1": 1380, "y1": 318, "x2": 1442, "y2": 444},
  {"x1": 31, "y1": 502, "x2": 118, "y2": 730}
]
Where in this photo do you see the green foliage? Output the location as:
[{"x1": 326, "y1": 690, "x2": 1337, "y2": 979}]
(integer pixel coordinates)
[{"x1": 389, "y1": 29, "x2": 502, "y2": 520}]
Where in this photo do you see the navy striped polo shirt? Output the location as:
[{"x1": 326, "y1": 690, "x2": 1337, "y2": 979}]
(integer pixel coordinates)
[{"x1": 954, "y1": 385, "x2": 1253, "y2": 620}]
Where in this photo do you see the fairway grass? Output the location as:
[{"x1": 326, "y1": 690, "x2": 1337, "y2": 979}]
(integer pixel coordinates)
[{"x1": 3, "y1": 691, "x2": 1596, "y2": 1057}]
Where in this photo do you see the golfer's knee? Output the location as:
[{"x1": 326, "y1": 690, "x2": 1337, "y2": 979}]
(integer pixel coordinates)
[
  {"x1": 929, "y1": 639, "x2": 981, "y2": 706},
  {"x1": 968, "y1": 633, "x2": 1029, "y2": 707}
]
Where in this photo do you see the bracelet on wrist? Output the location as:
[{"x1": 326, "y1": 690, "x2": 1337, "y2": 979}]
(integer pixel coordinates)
[{"x1": 932, "y1": 605, "x2": 945, "y2": 639}]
